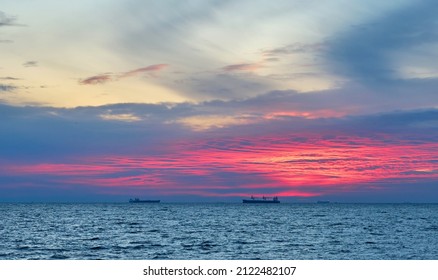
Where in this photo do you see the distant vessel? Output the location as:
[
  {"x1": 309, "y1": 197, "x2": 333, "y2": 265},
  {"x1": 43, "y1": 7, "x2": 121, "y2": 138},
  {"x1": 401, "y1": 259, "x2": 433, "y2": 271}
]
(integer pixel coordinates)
[
  {"x1": 243, "y1": 196, "x2": 280, "y2": 204},
  {"x1": 317, "y1": 200, "x2": 330, "y2": 204},
  {"x1": 129, "y1": 198, "x2": 160, "y2": 203}
]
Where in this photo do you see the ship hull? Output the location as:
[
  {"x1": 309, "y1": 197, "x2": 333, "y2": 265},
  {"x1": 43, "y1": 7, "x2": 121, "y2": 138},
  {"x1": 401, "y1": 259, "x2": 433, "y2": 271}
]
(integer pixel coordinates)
[
  {"x1": 242, "y1": 199, "x2": 280, "y2": 204},
  {"x1": 129, "y1": 200, "x2": 160, "y2": 203}
]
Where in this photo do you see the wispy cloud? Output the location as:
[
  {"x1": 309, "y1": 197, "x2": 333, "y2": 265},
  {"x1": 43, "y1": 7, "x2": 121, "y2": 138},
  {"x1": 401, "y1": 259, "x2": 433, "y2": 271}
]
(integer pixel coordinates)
[
  {"x1": 79, "y1": 74, "x2": 113, "y2": 85},
  {"x1": 79, "y1": 64, "x2": 169, "y2": 85},
  {"x1": 0, "y1": 77, "x2": 20, "y2": 80},
  {"x1": 222, "y1": 63, "x2": 262, "y2": 72},
  {"x1": 262, "y1": 42, "x2": 326, "y2": 57},
  {"x1": 120, "y1": 64, "x2": 169, "y2": 78},
  {"x1": 23, "y1": 61, "x2": 38, "y2": 67}
]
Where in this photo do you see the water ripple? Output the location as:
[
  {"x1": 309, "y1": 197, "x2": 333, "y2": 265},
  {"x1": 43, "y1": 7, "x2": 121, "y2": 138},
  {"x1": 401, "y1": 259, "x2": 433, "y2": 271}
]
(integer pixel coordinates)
[{"x1": 1, "y1": 203, "x2": 437, "y2": 259}]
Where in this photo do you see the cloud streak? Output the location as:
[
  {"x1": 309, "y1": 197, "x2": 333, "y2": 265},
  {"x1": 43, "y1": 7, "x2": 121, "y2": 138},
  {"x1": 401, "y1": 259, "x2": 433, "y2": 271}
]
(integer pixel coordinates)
[
  {"x1": 0, "y1": 77, "x2": 20, "y2": 80},
  {"x1": 120, "y1": 64, "x2": 169, "y2": 78},
  {"x1": 79, "y1": 74, "x2": 113, "y2": 85},
  {"x1": 79, "y1": 64, "x2": 169, "y2": 85},
  {"x1": 222, "y1": 63, "x2": 262, "y2": 72},
  {"x1": 23, "y1": 61, "x2": 38, "y2": 67},
  {"x1": 262, "y1": 42, "x2": 326, "y2": 57}
]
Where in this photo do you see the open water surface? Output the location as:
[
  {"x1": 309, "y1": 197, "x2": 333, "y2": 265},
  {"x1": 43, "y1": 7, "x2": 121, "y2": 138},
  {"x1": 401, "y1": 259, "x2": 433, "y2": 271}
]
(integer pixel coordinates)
[{"x1": 0, "y1": 203, "x2": 437, "y2": 259}]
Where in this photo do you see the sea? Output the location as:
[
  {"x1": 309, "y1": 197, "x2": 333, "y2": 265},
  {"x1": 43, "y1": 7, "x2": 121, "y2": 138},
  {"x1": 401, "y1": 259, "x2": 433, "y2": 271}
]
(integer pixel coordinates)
[{"x1": 0, "y1": 203, "x2": 437, "y2": 260}]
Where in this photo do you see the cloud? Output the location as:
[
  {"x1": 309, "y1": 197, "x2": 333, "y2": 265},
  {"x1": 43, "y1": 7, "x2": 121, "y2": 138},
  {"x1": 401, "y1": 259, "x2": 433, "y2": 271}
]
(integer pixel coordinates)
[
  {"x1": 326, "y1": 0, "x2": 438, "y2": 85},
  {"x1": 79, "y1": 64, "x2": 169, "y2": 85},
  {"x1": 173, "y1": 114, "x2": 254, "y2": 131},
  {"x1": 262, "y1": 42, "x2": 326, "y2": 57},
  {"x1": 0, "y1": 77, "x2": 20, "y2": 80},
  {"x1": 1, "y1": 101, "x2": 437, "y2": 155},
  {"x1": 0, "y1": 11, "x2": 23, "y2": 43},
  {"x1": 79, "y1": 74, "x2": 113, "y2": 85},
  {"x1": 99, "y1": 113, "x2": 141, "y2": 122},
  {"x1": 222, "y1": 63, "x2": 262, "y2": 72},
  {"x1": 110, "y1": 1, "x2": 231, "y2": 63},
  {"x1": 0, "y1": 11, "x2": 19, "y2": 27},
  {"x1": 0, "y1": 84, "x2": 16, "y2": 92},
  {"x1": 170, "y1": 72, "x2": 276, "y2": 100},
  {"x1": 23, "y1": 61, "x2": 38, "y2": 67},
  {"x1": 120, "y1": 64, "x2": 169, "y2": 78}
]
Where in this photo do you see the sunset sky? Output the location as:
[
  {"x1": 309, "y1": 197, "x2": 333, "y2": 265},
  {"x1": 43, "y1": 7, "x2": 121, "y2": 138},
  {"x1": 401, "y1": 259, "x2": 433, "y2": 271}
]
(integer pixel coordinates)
[{"x1": 1, "y1": 0, "x2": 437, "y2": 202}]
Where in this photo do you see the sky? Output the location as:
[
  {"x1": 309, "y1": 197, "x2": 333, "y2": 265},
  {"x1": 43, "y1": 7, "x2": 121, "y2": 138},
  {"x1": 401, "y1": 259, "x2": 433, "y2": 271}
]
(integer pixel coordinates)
[{"x1": 1, "y1": 0, "x2": 437, "y2": 202}]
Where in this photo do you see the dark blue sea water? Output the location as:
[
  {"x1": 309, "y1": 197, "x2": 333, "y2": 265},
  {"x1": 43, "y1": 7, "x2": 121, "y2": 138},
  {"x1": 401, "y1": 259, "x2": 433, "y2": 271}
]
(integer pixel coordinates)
[{"x1": 0, "y1": 203, "x2": 437, "y2": 259}]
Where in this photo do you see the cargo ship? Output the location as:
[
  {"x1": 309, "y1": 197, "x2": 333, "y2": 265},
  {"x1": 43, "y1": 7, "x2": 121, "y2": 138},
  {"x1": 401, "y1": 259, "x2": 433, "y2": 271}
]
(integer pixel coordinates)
[
  {"x1": 242, "y1": 196, "x2": 280, "y2": 204},
  {"x1": 129, "y1": 198, "x2": 160, "y2": 203}
]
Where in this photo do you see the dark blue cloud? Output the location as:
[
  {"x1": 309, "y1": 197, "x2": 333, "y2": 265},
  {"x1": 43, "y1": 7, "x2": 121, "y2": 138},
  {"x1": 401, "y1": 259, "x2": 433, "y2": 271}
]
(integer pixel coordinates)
[
  {"x1": 0, "y1": 84, "x2": 16, "y2": 92},
  {"x1": 327, "y1": 0, "x2": 438, "y2": 85},
  {"x1": 0, "y1": 104, "x2": 187, "y2": 160}
]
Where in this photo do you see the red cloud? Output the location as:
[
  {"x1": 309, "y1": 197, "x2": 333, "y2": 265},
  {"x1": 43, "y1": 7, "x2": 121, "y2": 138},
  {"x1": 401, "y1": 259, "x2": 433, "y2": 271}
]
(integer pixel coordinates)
[{"x1": 4, "y1": 133, "x2": 437, "y2": 199}]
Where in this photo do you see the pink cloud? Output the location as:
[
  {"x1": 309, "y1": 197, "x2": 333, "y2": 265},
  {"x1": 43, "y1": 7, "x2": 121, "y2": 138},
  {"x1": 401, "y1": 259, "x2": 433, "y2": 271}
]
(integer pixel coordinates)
[
  {"x1": 79, "y1": 74, "x2": 113, "y2": 85},
  {"x1": 79, "y1": 64, "x2": 169, "y2": 85},
  {"x1": 3, "y1": 133, "x2": 437, "y2": 199},
  {"x1": 121, "y1": 64, "x2": 169, "y2": 78}
]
